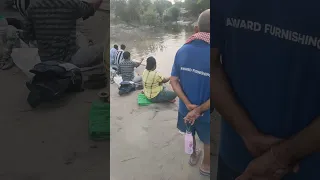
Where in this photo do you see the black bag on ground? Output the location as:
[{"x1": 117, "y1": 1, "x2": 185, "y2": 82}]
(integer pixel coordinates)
[{"x1": 26, "y1": 61, "x2": 83, "y2": 108}]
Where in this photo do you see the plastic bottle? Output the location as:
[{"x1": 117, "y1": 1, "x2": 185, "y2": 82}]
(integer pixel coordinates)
[
  {"x1": 0, "y1": 15, "x2": 8, "y2": 58},
  {"x1": 184, "y1": 131, "x2": 194, "y2": 154}
]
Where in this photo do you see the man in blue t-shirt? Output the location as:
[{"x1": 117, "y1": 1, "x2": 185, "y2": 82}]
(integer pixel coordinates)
[
  {"x1": 170, "y1": 9, "x2": 210, "y2": 176},
  {"x1": 212, "y1": 1, "x2": 320, "y2": 180}
]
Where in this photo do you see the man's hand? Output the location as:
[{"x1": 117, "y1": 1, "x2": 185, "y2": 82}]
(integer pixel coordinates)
[
  {"x1": 161, "y1": 77, "x2": 170, "y2": 84},
  {"x1": 184, "y1": 100, "x2": 209, "y2": 125},
  {"x1": 236, "y1": 148, "x2": 299, "y2": 180},
  {"x1": 184, "y1": 107, "x2": 201, "y2": 125},
  {"x1": 242, "y1": 134, "x2": 283, "y2": 157}
]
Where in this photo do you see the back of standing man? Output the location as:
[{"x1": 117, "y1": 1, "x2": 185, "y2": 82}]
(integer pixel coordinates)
[
  {"x1": 22, "y1": 0, "x2": 103, "y2": 66},
  {"x1": 110, "y1": 44, "x2": 118, "y2": 65},
  {"x1": 115, "y1": 44, "x2": 126, "y2": 66},
  {"x1": 170, "y1": 9, "x2": 211, "y2": 176}
]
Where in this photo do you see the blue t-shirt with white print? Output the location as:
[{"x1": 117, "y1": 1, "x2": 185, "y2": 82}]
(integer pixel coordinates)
[
  {"x1": 171, "y1": 40, "x2": 210, "y2": 122},
  {"x1": 212, "y1": 0, "x2": 320, "y2": 179}
]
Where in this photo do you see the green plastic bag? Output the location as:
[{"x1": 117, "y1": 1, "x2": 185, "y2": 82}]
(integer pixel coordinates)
[
  {"x1": 137, "y1": 93, "x2": 153, "y2": 106},
  {"x1": 88, "y1": 101, "x2": 110, "y2": 141}
]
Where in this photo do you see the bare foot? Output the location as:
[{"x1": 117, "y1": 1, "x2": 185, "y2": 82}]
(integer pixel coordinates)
[
  {"x1": 169, "y1": 99, "x2": 176, "y2": 103},
  {"x1": 199, "y1": 162, "x2": 210, "y2": 176},
  {"x1": 189, "y1": 149, "x2": 202, "y2": 166}
]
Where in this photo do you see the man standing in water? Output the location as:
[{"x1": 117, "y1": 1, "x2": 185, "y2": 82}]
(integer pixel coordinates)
[
  {"x1": 22, "y1": 0, "x2": 103, "y2": 66},
  {"x1": 212, "y1": 1, "x2": 320, "y2": 180},
  {"x1": 170, "y1": 9, "x2": 210, "y2": 176}
]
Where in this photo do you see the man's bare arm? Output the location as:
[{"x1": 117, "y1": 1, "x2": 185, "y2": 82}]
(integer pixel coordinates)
[
  {"x1": 162, "y1": 77, "x2": 170, "y2": 83},
  {"x1": 274, "y1": 116, "x2": 320, "y2": 165},
  {"x1": 198, "y1": 99, "x2": 210, "y2": 113},
  {"x1": 134, "y1": 58, "x2": 144, "y2": 67},
  {"x1": 170, "y1": 76, "x2": 192, "y2": 107},
  {"x1": 211, "y1": 48, "x2": 260, "y2": 137}
]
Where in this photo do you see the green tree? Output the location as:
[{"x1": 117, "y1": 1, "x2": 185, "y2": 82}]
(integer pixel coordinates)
[
  {"x1": 184, "y1": 0, "x2": 209, "y2": 16},
  {"x1": 170, "y1": 6, "x2": 180, "y2": 21},
  {"x1": 142, "y1": 9, "x2": 158, "y2": 26},
  {"x1": 112, "y1": 0, "x2": 127, "y2": 19},
  {"x1": 154, "y1": 0, "x2": 173, "y2": 21},
  {"x1": 173, "y1": 0, "x2": 184, "y2": 8},
  {"x1": 141, "y1": 0, "x2": 152, "y2": 11},
  {"x1": 127, "y1": 0, "x2": 142, "y2": 22},
  {"x1": 164, "y1": 6, "x2": 180, "y2": 22}
]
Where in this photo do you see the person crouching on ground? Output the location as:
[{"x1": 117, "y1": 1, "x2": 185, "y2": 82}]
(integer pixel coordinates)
[
  {"x1": 142, "y1": 57, "x2": 177, "y2": 103},
  {"x1": 117, "y1": 51, "x2": 143, "y2": 83},
  {"x1": 170, "y1": 9, "x2": 210, "y2": 176},
  {"x1": 22, "y1": 0, "x2": 103, "y2": 67}
]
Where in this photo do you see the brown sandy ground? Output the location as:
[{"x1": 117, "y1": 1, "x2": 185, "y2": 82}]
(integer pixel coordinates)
[
  {"x1": 110, "y1": 81, "x2": 221, "y2": 179},
  {"x1": 0, "y1": 2, "x2": 110, "y2": 179}
]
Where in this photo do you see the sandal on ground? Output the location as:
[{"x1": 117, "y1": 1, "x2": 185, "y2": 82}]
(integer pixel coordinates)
[
  {"x1": 188, "y1": 149, "x2": 202, "y2": 166},
  {"x1": 199, "y1": 164, "x2": 210, "y2": 176}
]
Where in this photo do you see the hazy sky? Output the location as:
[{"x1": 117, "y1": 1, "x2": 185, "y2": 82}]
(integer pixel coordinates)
[{"x1": 169, "y1": 0, "x2": 185, "y2": 3}]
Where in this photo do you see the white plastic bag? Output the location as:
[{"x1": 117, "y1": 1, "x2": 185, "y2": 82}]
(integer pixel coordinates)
[
  {"x1": 11, "y1": 48, "x2": 40, "y2": 78},
  {"x1": 113, "y1": 75, "x2": 123, "y2": 87}
]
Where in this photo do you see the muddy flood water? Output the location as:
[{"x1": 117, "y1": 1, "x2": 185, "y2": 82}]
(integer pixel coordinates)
[{"x1": 111, "y1": 23, "x2": 193, "y2": 76}]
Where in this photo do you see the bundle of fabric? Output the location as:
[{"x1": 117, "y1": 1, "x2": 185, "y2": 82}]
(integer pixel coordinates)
[
  {"x1": 118, "y1": 81, "x2": 135, "y2": 96},
  {"x1": 26, "y1": 61, "x2": 83, "y2": 108},
  {"x1": 72, "y1": 44, "x2": 107, "y2": 89}
]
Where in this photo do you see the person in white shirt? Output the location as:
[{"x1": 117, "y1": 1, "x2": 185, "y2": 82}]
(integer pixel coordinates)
[{"x1": 110, "y1": 44, "x2": 118, "y2": 65}]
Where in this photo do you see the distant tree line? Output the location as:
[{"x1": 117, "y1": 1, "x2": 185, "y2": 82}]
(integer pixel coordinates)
[{"x1": 110, "y1": 0, "x2": 209, "y2": 26}]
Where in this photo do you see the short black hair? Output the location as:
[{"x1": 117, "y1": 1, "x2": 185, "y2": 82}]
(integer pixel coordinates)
[
  {"x1": 120, "y1": 44, "x2": 126, "y2": 50},
  {"x1": 146, "y1": 57, "x2": 156, "y2": 70},
  {"x1": 114, "y1": 44, "x2": 118, "y2": 49},
  {"x1": 123, "y1": 51, "x2": 130, "y2": 60}
]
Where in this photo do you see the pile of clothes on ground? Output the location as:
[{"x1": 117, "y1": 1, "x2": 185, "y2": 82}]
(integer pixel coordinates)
[
  {"x1": 0, "y1": 17, "x2": 107, "y2": 108},
  {"x1": 112, "y1": 70, "x2": 142, "y2": 96}
]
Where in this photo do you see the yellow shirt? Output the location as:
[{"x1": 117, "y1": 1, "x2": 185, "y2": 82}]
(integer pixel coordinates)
[{"x1": 142, "y1": 69, "x2": 164, "y2": 99}]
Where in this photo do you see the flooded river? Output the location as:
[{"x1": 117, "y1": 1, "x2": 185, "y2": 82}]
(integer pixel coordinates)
[{"x1": 111, "y1": 23, "x2": 193, "y2": 76}]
